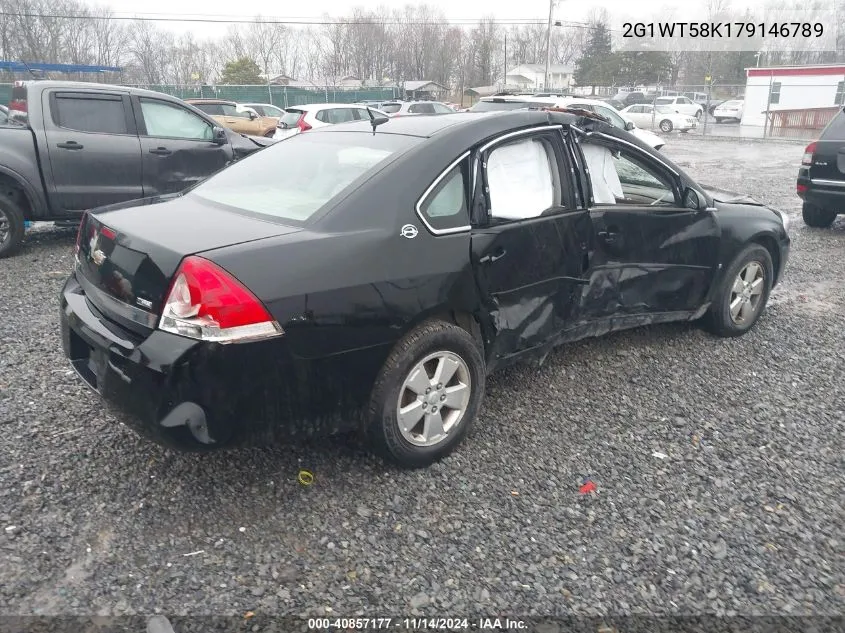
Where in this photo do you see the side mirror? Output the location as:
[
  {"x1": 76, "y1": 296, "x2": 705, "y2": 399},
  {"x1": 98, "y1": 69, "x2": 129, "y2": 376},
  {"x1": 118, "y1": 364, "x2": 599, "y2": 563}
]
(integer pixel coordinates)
[
  {"x1": 683, "y1": 186, "x2": 704, "y2": 211},
  {"x1": 248, "y1": 111, "x2": 257, "y2": 120},
  {"x1": 212, "y1": 126, "x2": 227, "y2": 145},
  {"x1": 624, "y1": 121, "x2": 635, "y2": 131}
]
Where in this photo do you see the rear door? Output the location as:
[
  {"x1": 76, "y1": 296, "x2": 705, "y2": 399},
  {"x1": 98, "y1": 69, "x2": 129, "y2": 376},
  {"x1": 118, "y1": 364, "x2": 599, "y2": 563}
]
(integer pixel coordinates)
[
  {"x1": 470, "y1": 126, "x2": 592, "y2": 362},
  {"x1": 42, "y1": 90, "x2": 142, "y2": 211},
  {"x1": 577, "y1": 135, "x2": 720, "y2": 323},
  {"x1": 133, "y1": 96, "x2": 233, "y2": 197}
]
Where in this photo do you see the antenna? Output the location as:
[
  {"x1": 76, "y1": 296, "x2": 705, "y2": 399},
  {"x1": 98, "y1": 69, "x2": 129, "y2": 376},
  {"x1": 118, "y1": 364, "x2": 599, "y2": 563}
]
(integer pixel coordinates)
[
  {"x1": 366, "y1": 106, "x2": 388, "y2": 135},
  {"x1": 19, "y1": 60, "x2": 38, "y2": 79}
]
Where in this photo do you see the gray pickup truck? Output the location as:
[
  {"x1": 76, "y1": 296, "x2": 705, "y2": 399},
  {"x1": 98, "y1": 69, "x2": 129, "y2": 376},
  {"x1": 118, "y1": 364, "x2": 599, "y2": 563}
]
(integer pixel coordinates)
[{"x1": 0, "y1": 81, "x2": 273, "y2": 257}]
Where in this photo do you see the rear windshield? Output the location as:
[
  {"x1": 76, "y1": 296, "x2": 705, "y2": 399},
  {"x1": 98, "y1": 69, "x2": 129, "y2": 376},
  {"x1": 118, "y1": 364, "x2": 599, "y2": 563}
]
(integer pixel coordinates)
[
  {"x1": 279, "y1": 109, "x2": 303, "y2": 127},
  {"x1": 820, "y1": 108, "x2": 845, "y2": 140},
  {"x1": 190, "y1": 131, "x2": 419, "y2": 224},
  {"x1": 720, "y1": 100, "x2": 742, "y2": 108},
  {"x1": 381, "y1": 103, "x2": 401, "y2": 113},
  {"x1": 470, "y1": 100, "x2": 533, "y2": 112}
]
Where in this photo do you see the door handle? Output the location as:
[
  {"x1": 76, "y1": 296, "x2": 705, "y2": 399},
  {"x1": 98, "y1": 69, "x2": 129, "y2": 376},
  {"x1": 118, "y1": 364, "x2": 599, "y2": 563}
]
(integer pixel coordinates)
[
  {"x1": 149, "y1": 147, "x2": 172, "y2": 156},
  {"x1": 597, "y1": 230, "x2": 619, "y2": 244},
  {"x1": 56, "y1": 141, "x2": 83, "y2": 150},
  {"x1": 478, "y1": 248, "x2": 507, "y2": 264}
]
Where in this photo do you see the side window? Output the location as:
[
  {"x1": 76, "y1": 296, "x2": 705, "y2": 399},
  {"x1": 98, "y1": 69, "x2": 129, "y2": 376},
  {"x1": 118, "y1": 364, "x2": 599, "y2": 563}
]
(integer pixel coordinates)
[
  {"x1": 432, "y1": 103, "x2": 453, "y2": 114},
  {"x1": 770, "y1": 82, "x2": 781, "y2": 105},
  {"x1": 582, "y1": 142, "x2": 676, "y2": 207},
  {"x1": 315, "y1": 110, "x2": 330, "y2": 123},
  {"x1": 53, "y1": 94, "x2": 128, "y2": 134},
  {"x1": 409, "y1": 103, "x2": 435, "y2": 114},
  {"x1": 418, "y1": 161, "x2": 470, "y2": 232},
  {"x1": 486, "y1": 135, "x2": 563, "y2": 221},
  {"x1": 326, "y1": 108, "x2": 356, "y2": 124},
  {"x1": 835, "y1": 82, "x2": 844, "y2": 105},
  {"x1": 140, "y1": 99, "x2": 213, "y2": 141}
]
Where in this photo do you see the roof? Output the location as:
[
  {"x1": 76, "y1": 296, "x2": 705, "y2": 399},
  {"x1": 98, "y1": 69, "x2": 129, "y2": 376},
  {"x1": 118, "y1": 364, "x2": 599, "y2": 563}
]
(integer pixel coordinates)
[
  {"x1": 0, "y1": 61, "x2": 122, "y2": 73},
  {"x1": 317, "y1": 110, "x2": 588, "y2": 140},
  {"x1": 747, "y1": 65, "x2": 845, "y2": 77},
  {"x1": 12, "y1": 80, "x2": 187, "y2": 101},
  {"x1": 404, "y1": 81, "x2": 448, "y2": 92}
]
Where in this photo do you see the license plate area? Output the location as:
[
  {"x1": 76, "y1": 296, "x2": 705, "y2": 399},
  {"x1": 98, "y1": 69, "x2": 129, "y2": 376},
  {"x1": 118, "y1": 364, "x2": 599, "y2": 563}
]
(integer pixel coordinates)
[{"x1": 68, "y1": 329, "x2": 104, "y2": 391}]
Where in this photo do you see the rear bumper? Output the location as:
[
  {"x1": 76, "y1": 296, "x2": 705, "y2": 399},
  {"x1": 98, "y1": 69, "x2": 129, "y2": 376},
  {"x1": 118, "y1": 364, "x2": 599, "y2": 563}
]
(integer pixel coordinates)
[
  {"x1": 60, "y1": 274, "x2": 386, "y2": 450},
  {"x1": 797, "y1": 175, "x2": 845, "y2": 211}
]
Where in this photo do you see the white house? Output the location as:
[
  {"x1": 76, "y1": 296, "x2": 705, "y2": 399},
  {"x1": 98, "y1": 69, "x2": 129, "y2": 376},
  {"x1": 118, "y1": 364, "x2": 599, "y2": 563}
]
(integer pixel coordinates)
[
  {"x1": 504, "y1": 64, "x2": 574, "y2": 92},
  {"x1": 741, "y1": 64, "x2": 845, "y2": 127}
]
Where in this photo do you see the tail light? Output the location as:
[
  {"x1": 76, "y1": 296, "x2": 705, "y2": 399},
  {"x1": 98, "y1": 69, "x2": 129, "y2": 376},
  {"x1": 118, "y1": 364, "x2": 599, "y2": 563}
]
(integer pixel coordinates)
[
  {"x1": 296, "y1": 113, "x2": 312, "y2": 132},
  {"x1": 159, "y1": 256, "x2": 284, "y2": 344},
  {"x1": 73, "y1": 212, "x2": 89, "y2": 257},
  {"x1": 797, "y1": 183, "x2": 808, "y2": 194},
  {"x1": 802, "y1": 141, "x2": 817, "y2": 166}
]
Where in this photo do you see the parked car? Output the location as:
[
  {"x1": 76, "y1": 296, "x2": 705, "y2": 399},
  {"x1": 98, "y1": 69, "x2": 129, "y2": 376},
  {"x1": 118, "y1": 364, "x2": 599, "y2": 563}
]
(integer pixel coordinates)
[
  {"x1": 612, "y1": 91, "x2": 649, "y2": 107},
  {"x1": 59, "y1": 109, "x2": 790, "y2": 468},
  {"x1": 355, "y1": 100, "x2": 404, "y2": 111},
  {"x1": 237, "y1": 102, "x2": 287, "y2": 118},
  {"x1": 595, "y1": 97, "x2": 626, "y2": 111},
  {"x1": 797, "y1": 107, "x2": 845, "y2": 227},
  {"x1": 0, "y1": 81, "x2": 272, "y2": 258},
  {"x1": 621, "y1": 104, "x2": 698, "y2": 133},
  {"x1": 653, "y1": 95, "x2": 703, "y2": 119},
  {"x1": 713, "y1": 100, "x2": 744, "y2": 123},
  {"x1": 545, "y1": 97, "x2": 667, "y2": 150},
  {"x1": 273, "y1": 103, "x2": 390, "y2": 140},
  {"x1": 0, "y1": 104, "x2": 7, "y2": 124},
  {"x1": 381, "y1": 101, "x2": 457, "y2": 117},
  {"x1": 683, "y1": 91, "x2": 726, "y2": 114},
  {"x1": 185, "y1": 99, "x2": 278, "y2": 137}
]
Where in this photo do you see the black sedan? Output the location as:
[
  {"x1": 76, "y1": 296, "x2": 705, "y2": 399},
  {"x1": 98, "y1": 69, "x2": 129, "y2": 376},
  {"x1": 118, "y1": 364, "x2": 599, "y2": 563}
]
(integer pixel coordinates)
[{"x1": 60, "y1": 110, "x2": 790, "y2": 468}]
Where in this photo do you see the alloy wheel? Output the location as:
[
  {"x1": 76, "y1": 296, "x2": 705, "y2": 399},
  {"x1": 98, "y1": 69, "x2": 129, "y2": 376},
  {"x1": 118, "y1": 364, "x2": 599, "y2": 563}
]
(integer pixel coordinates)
[
  {"x1": 396, "y1": 351, "x2": 471, "y2": 447},
  {"x1": 729, "y1": 261, "x2": 765, "y2": 325}
]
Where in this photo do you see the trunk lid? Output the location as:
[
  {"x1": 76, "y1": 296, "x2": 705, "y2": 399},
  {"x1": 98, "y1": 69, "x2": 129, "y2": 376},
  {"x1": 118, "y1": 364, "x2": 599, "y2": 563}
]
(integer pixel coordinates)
[{"x1": 76, "y1": 194, "x2": 300, "y2": 333}]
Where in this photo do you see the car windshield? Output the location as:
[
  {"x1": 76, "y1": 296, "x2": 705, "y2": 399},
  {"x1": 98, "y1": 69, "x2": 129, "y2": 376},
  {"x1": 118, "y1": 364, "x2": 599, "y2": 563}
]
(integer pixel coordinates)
[
  {"x1": 381, "y1": 103, "x2": 401, "y2": 113},
  {"x1": 190, "y1": 131, "x2": 419, "y2": 224},
  {"x1": 470, "y1": 100, "x2": 533, "y2": 112}
]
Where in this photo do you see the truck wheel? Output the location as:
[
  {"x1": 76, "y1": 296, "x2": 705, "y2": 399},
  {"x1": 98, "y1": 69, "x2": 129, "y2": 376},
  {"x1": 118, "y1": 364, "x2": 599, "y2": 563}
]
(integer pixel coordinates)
[
  {"x1": 802, "y1": 203, "x2": 837, "y2": 228},
  {"x1": 367, "y1": 320, "x2": 485, "y2": 469},
  {"x1": 0, "y1": 196, "x2": 25, "y2": 259}
]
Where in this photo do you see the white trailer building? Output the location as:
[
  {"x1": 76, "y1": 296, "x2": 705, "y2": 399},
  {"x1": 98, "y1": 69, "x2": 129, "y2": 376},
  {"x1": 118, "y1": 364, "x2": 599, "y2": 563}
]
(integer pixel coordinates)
[{"x1": 742, "y1": 64, "x2": 845, "y2": 127}]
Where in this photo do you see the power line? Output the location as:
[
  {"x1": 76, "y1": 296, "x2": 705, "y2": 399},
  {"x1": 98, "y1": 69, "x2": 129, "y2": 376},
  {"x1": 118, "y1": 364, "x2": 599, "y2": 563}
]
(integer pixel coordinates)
[{"x1": 0, "y1": 10, "x2": 613, "y2": 29}]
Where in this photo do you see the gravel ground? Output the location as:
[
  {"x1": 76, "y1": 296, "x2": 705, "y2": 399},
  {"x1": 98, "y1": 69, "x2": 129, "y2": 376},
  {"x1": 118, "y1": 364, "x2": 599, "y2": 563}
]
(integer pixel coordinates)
[{"x1": 0, "y1": 137, "x2": 843, "y2": 621}]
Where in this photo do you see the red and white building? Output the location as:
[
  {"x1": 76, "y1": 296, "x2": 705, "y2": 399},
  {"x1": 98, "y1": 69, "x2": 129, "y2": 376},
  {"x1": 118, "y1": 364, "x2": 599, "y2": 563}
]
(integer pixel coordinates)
[{"x1": 741, "y1": 64, "x2": 845, "y2": 127}]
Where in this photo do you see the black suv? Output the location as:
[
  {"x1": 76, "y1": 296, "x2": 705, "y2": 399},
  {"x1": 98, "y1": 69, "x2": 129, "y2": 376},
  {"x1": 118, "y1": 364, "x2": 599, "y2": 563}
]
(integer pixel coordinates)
[{"x1": 797, "y1": 107, "x2": 845, "y2": 227}]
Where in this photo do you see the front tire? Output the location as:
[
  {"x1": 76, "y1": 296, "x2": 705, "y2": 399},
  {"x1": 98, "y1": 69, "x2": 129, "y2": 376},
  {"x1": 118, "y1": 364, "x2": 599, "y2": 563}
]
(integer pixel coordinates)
[
  {"x1": 703, "y1": 244, "x2": 773, "y2": 337},
  {"x1": 367, "y1": 320, "x2": 486, "y2": 468},
  {"x1": 802, "y1": 203, "x2": 837, "y2": 228},
  {"x1": 659, "y1": 119, "x2": 673, "y2": 133},
  {"x1": 0, "y1": 196, "x2": 25, "y2": 259},
  {"x1": 715, "y1": 117, "x2": 724, "y2": 124}
]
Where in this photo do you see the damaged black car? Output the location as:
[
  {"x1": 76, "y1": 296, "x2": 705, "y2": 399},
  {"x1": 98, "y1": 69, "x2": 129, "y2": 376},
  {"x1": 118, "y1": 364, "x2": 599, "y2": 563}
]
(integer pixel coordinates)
[{"x1": 60, "y1": 109, "x2": 790, "y2": 468}]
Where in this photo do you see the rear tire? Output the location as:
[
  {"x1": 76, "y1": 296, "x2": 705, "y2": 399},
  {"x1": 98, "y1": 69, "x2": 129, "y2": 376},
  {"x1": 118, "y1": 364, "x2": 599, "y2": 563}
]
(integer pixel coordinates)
[
  {"x1": 367, "y1": 320, "x2": 485, "y2": 469},
  {"x1": 802, "y1": 203, "x2": 837, "y2": 228},
  {"x1": 0, "y1": 196, "x2": 25, "y2": 259},
  {"x1": 703, "y1": 244, "x2": 773, "y2": 338},
  {"x1": 659, "y1": 119, "x2": 673, "y2": 133}
]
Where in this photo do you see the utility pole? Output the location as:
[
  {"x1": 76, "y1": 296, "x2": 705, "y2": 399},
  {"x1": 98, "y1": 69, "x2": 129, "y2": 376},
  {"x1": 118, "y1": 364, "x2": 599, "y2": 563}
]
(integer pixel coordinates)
[
  {"x1": 504, "y1": 31, "x2": 508, "y2": 90},
  {"x1": 543, "y1": 0, "x2": 554, "y2": 91}
]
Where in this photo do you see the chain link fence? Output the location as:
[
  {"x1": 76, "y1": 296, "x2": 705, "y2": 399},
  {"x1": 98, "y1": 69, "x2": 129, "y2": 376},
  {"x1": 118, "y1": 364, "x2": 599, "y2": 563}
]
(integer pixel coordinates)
[{"x1": 0, "y1": 83, "x2": 401, "y2": 109}]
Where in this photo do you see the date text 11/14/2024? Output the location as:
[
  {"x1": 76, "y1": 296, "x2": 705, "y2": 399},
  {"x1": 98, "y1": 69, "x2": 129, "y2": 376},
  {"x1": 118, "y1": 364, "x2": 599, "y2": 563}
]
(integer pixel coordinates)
[{"x1": 307, "y1": 618, "x2": 527, "y2": 630}]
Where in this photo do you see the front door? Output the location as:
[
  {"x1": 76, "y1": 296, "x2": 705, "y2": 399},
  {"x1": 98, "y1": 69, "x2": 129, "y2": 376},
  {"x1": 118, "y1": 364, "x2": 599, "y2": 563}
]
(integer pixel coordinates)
[
  {"x1": 470, "y1": 127, "x2": 592, "y2": 363},
  {"x1": 134, "y1": 97, "x2": 234, "y2": 197},
  {"x1": 576, "y1": 136, "x2": 720, "y2": 327},
  {"x1": 42, "y1": 90, "x2": 143, "y2": 211}
]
